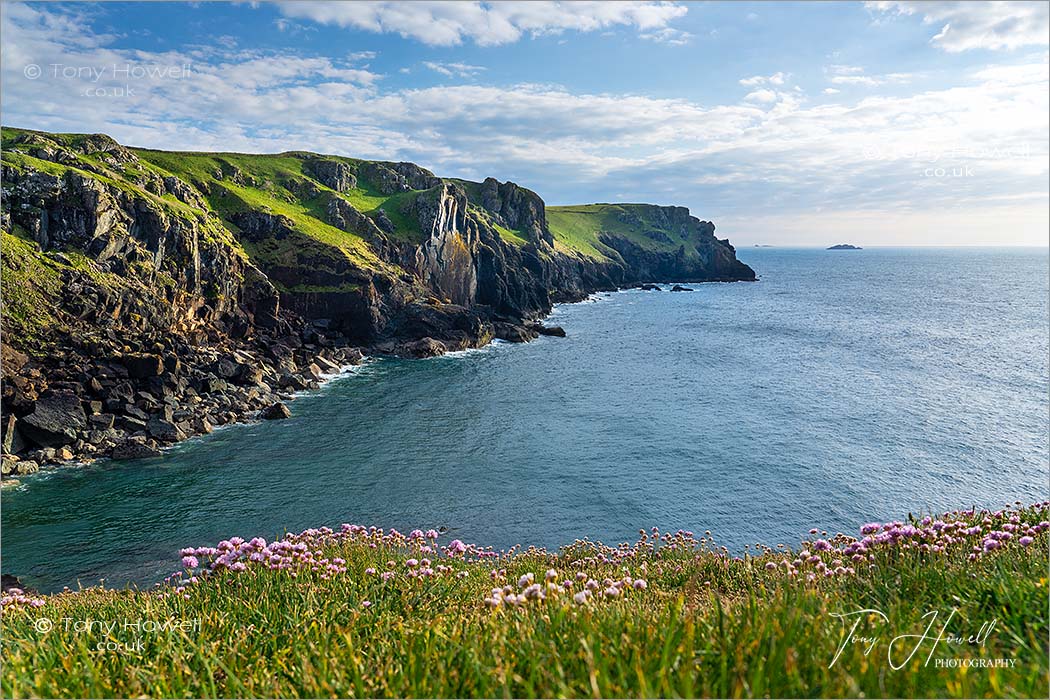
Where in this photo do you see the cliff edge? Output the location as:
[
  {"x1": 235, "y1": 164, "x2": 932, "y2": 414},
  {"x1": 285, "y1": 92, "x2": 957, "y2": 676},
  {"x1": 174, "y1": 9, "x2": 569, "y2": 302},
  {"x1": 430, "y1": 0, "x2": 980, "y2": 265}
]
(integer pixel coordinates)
[{"x1": 0, "y1": 127, "x2": 754, "y2": 473}]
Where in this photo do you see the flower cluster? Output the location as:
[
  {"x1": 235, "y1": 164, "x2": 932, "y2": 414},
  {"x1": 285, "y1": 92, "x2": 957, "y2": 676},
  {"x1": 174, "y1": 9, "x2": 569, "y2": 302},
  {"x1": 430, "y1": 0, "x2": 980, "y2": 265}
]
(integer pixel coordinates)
[
  {"x1": 761, "y1": 501, "x2": 1050, "y2": 583},
  {"x1": 145, "y1": 500, "x2": 1049, "y2": 603},
  {"x1": 482, "y1": 568, "x2": 648, "y2": 608},
  {"x1": 0, "y1": 589, "x2": 45, "y2": 610}
]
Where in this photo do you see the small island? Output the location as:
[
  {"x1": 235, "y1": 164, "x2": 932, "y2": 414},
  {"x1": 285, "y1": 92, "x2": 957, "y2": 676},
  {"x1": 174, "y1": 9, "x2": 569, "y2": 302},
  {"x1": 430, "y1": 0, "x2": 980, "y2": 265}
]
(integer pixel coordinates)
[{"x1": 827, "y1": 243, "x2": 863, "y2": 250}]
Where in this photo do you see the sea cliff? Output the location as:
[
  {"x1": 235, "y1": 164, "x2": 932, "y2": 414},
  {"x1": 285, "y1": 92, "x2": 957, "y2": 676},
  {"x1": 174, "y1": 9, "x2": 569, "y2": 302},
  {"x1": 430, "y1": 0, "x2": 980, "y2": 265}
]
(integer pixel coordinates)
[{"x1": 0, "y1": 127, "x2": 754, "y2": 473}]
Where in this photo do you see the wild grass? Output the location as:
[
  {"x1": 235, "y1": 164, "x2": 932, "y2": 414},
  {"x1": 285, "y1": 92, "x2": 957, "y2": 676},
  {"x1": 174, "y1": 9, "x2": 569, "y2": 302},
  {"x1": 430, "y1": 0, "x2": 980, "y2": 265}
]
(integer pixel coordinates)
[
  {"x1": 2, "y1": 502, "x2": 1047, "y2": 698},
  {"x1": 547, "y1": 203, "x2": 702, "y2": 261}
]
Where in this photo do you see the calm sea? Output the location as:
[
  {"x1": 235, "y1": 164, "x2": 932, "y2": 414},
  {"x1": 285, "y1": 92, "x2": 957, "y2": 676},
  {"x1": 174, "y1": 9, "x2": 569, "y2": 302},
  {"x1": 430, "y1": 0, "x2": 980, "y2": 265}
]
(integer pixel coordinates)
[{"x1": 3, "y1": 247, "x2": 1048, "y2": 592}]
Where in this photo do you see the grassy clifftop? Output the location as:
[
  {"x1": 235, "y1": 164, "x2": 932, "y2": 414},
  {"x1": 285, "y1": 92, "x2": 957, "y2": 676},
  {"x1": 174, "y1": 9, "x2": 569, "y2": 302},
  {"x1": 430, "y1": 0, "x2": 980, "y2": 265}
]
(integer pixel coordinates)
[
  {"x1": 2, "y1": 126, "x2": 754, "y2": 362},
  {"x1": 3, "y1": 127, "x2": 729, "y2": 266},
  {"x1": 2, "y1": 502, "x2": 1047, "y2": 698},
  {"x1": 547, "y1": 203, "x2": 722, "y2": 261}
]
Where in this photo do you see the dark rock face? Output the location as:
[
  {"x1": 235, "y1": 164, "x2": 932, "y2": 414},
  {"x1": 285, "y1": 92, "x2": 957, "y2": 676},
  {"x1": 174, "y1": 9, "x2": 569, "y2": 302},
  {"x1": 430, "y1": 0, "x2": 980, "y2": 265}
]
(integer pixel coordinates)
[
  {"x1": 303, "y1": 158, "x2": 357, "y2": 192},
  {"x1": 479, "y1": 178, "x2": 553, "y2": 246},
  {"x1": 671, "y1": 285, "x2": 694, "y2": 292},
  {"x1": 19, "y1": 393, "x2": 87, "y2": 447},
  {"x1": 2, "y1": 157, "x2": 283, "y2": 340},
  {"x1": 122, "y1": 353, "x2": 164, "y2": 378},
  {"x1": 359, "y1": 161, "x2": 442, "y2": 195},
  {"x1": 599, "y1": 230, "x2": 755, "y2": 283},
  {"x1": 410, "y1": 183, "x2": 478, "y2": 306}
]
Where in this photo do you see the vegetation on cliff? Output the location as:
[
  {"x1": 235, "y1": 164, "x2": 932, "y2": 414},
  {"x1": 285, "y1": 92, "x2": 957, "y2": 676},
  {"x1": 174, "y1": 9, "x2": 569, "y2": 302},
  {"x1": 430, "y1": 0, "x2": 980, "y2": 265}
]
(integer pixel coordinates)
[
  {"x1": 2, "y1": 502, "x2": 1046, "y2": 698},
  {"x1": 1, "y1": 126, "x2": 753, "y2": 349},
  {"x1": 0, "y1": 126, "x2": 754, "y2": 473}
]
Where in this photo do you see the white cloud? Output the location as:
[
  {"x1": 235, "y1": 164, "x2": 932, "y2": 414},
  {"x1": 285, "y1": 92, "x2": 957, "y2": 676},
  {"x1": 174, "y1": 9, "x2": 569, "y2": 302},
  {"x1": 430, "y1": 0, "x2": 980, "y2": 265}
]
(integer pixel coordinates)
[
  {"x1": 743, "y1": 88, "x2": 779, "y2": 103},
  {"x1": 639, "y1": 26, "x2": 693, "y2": 45},
  {"x1": 422, "y1": 61, "x2": 486, "y2": 78},
  {"x1": 273, "y1": 0, "x2": 690, "y2": 46},
  {"x1": 829, "y1": 72, "x2": 913, "y2": 86},
  {"x1": 739, "y1": 71, "x2": 788, "y2": 86},
  {"x1": 826, "y1": 65, "x2": 913, "y2": 87},
  {"x1": 2, "y1": 3, "x2": 1047, "y2": 245},
  {"x1": 868, "y1": 1, "x2": 1050, "y2": 52},
  {"x1": 823, "y1": 87, "x2": 840, "y2": 94}
]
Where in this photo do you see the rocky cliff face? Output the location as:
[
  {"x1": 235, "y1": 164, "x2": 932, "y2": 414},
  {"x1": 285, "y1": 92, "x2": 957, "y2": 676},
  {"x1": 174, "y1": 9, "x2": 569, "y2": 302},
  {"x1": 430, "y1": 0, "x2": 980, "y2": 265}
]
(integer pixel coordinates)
[{"x1": 1, "y1": 127, "x2": 754, "y2": 473}]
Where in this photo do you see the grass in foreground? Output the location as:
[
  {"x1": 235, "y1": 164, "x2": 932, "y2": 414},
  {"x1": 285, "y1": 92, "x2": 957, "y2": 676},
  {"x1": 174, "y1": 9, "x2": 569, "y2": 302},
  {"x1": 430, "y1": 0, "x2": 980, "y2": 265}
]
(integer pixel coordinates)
[{"x1": 2, "y1": 502, "x2": 1048, "y2": 698}]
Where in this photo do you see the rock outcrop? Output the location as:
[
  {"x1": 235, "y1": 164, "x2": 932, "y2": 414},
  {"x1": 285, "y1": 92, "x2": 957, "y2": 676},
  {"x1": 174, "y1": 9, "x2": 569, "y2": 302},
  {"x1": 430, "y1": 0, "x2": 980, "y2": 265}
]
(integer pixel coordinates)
[{"x1": 1, "y1": 127, "x2": 755, "y2": 474}]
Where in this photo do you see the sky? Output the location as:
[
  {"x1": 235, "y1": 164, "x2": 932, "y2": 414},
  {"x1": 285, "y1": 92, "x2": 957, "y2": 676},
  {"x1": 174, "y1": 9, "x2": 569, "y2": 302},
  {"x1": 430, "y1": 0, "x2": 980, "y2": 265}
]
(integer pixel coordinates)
[{"x1": 1, "y1": 1, "x2": 1047, "y2": 247}]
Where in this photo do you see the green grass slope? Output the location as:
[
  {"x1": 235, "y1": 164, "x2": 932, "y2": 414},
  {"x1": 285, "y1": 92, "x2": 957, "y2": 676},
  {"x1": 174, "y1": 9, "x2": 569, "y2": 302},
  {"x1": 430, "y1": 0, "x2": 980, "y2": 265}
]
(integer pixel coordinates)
[
  {"x1": 547, "y1": 203, "x2": 712, "y2": 261},
  {"x1": 3, "y1": 127, "x2": 535, "y2": 274},
  {"x1": 2, "y1": 503, "x2": 1047, "y2": 698}
]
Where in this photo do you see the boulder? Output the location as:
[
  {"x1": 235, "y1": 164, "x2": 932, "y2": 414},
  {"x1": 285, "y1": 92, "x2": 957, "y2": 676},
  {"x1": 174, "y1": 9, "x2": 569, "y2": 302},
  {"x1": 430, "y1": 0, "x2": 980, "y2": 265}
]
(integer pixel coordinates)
[
  {"x1": 200, "y1": 376, "x2": 228, "y2": 394},
  {"x1": 122, "y1": 353, "x2": 164, "y2": 378},
  {"x1": 147, "y1": 416, "x2": 185, "y2": 442},
  {"x1": 19, "y1": 393, "x2": 87, "y2": 447},
  {"x1": 494, "y1": 322, "x2": 537, "y2": 343},
  {"x1": 670, "y1": 285, "x2": 694, "y2": 292},
  {"x1": 639, "y1": 284, "x2": 662, "y2": 291},
  {"x1": 278, "y1": 373, "x2": 309, "y2": 391},
  {"x1": 235, "y1": 364, "x2": 264, "y2": 386},
  {"x1": 110, "y1": 440, "x2": 162, "y2": 460},
  {"x1": 89, "y1": 413, "x2": 116, "y2": 429},
  {"x1": 533, "y1": 324, "x2": 566, "y2": 337},
  {"x1": 314, "y1": 355, "x2": 341, "y2": 373},
  {"x1": 260, "y1": 402, "x2": 291, "y2": 420},
  {"x1": 2, "y1": 456, "x2": 39, "y2": 476},
  {"x1": 398, "y1": 337, "x2": 447, "y2": 358}
]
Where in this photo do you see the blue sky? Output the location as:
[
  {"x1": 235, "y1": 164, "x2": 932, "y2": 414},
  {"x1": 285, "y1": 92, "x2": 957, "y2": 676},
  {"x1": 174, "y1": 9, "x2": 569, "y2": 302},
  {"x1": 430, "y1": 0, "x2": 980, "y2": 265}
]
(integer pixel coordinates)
[{"x1": 2, "y1": 1, "x2": 1047, "y2": 245}]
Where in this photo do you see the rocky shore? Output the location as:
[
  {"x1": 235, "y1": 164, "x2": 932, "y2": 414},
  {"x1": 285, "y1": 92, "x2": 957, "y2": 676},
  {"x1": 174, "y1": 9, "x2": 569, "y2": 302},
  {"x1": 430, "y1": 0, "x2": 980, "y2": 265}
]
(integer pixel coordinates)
[
  {"x1": 1, "y1": 127, "x2": 754, "y2": 478},
  {"x1": 1, "y1": 312, "x2": 570, "y2": 477}
]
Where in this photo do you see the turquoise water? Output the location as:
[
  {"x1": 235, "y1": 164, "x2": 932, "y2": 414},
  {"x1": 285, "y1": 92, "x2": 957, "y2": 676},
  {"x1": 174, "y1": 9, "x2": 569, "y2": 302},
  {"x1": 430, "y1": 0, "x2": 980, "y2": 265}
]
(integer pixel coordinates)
[{"x1": 3, "y1": 247, "x2": 1048, "y2": 593}]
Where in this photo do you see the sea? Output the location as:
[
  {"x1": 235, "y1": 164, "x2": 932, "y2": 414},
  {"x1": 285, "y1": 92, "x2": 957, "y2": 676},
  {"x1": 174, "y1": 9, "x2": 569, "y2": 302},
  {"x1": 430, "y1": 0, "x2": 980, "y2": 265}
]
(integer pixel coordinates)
[{"x1": 2, "y1": 247, "x2": 1047, "y2": 593}]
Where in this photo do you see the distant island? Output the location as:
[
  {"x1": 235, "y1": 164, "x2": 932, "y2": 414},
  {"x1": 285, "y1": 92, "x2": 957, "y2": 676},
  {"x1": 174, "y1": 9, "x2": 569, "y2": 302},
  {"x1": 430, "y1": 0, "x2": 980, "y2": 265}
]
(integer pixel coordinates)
[{"x1": 827, "y1": 243, "x2": 862, "y2": 250}]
